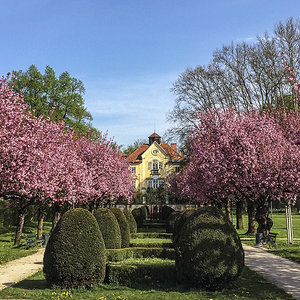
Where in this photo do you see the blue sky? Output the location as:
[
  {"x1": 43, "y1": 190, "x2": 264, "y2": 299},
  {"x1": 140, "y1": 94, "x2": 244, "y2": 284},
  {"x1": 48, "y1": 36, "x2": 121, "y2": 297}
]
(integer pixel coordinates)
[{"x1": 1, "y1": 0, "x2": 299, "y2": 147}]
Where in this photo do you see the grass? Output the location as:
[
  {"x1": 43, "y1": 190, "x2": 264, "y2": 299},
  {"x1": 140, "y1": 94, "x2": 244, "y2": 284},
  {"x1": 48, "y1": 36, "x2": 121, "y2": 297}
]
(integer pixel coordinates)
[
  {"x1": 0, "y1": 267, "x2": 294, "y2": 300},
  {"x1": 0, "y1": 221, "x2": 52, "y2": 265},
  {"x1": 268, "y1": 240, "x2": 300, "y2": 264}
]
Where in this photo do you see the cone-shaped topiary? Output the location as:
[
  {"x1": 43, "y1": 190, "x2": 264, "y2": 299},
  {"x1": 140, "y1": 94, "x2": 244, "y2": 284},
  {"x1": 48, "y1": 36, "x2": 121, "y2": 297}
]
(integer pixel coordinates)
[
  {"x1": 175, "y1": 206, "x2": 244, "y2": 290},
  {"x1": 123, "y1": 209, "x2": 137, "y2": 234},
  {"x1": 94, "y1": 208, "x2": 122, "y2": 249},
  {"x1": 166, "y1": 211, "x2": 181, "y2": 233},
  {"x1": 43, "y1": 208, "x2": 106, "y2": 288},
  {"x1": 110, "y1": 207, "x2": 130, "y2": 248},
  {"x1": 162, "y1": 205, "x2": 175, "y2": 220},
  {"x1": 131, "y1": 207, "x2": 144, "y2": 228},
  {"x1": 172, "y1": 209, "x2": 196, "y2": 244}
]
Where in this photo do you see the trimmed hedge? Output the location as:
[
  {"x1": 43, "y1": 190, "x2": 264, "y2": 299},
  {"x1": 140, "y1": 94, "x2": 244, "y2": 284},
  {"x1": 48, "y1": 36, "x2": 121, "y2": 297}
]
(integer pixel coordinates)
[
  {"x1": 175, "y1": 206, "x2": 244, "y2": 290},
  {"x1": 110, "y1": 207, "x2": 130, "y2": 248},
  {"x1": 166, "y1": 211, "x2": 181, "y2": 233},
  {"x1": 131, "y1": 232, "x2": 172, "y2": 239},
  {"x1": 94, "y1": 208, "x2": 121, "y2": 249},
  {"x1": 106, "y1": 247, "x2": 175, "y2": 262},
  {"x1": 123, "y1": 209, "x2": 137, "y2": 234},
  {"x1": 172, "y1": 209, "x2": 196, "y2": 242},
  {"x1": 161, "y1": 205, "x2": 175, "y2": 220},
  {"x1": 130, "y1": 240, "x2": 173, "y2": 248},
  {"x1": 43, "y1": 208, "x2": 106, "y2": 288},
  {"x1": 131, "y1": 208, "x2": 144, "y2": 228},
  {"x1": 105, "y1": 258, "x2": 176, "y2": 287}
]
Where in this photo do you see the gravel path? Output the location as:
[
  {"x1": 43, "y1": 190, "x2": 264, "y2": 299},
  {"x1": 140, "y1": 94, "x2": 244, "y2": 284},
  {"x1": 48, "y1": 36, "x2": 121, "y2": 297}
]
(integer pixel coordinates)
[
  {"x1": 0, "y1": 248, "x2": 45, "y2": 291},
  {"x1": 243, "y1": 244, "x2": 300, "y2": 300}
]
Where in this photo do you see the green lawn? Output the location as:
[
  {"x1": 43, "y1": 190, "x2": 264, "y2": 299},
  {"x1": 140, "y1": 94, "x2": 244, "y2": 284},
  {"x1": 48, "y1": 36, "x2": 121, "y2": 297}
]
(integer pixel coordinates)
[
  {"x1": 0, "y1": 222, "x2": 52, "y2": 265},
  {"x1": 0, "y1": 267, "x2": 293, "y2": 300}
]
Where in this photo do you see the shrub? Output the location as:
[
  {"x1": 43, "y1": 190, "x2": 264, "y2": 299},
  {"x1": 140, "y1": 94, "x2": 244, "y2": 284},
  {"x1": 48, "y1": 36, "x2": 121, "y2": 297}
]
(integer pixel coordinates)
[
  {"x1": 172, "y1": 209, "x2": 196, "y2": 243},
  {"x1": 140, "y1": 206, "x2": 148, "y2": 219},
  {"x1": 161, "y1": 205, "x2": 175, "y2": 220},
  {"x1": 131, "y1": 208, "x2": 144, "y2": 228},
  {"x1": 105, "y1": 258, "x2": 176, "y2": 287},
  {"x1": 123, "y1": 209, "x2": 137, "y2": 234},
  {"x1": 110, "y1": 207, "x2": 130, "y2": 248},
  {"x1": 106, "y1": 247, "x2": 175, "y2": 262},
  {"x1": 166, "y1": 211, "x2": 181, "y2": 233},
  {"x1": 175, "y1": 206, "x2": 244, "y2": 290},
  {"x1": 94, "y1": 208, "x2": 121, "y2": 249},
  {"x1": 43, "y1": 208, "x2": 106, "y2": 288}
]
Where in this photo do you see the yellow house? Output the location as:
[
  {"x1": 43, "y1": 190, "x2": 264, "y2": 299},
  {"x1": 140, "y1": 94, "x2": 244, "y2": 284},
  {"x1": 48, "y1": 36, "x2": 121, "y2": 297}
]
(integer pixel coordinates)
[{"x1": 126, "y1": 132, "x2": 184, "y2": 192}]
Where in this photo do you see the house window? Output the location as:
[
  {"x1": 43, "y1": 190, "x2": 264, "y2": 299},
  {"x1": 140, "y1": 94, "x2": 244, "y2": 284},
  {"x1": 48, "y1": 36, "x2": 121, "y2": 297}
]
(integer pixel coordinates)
[
  {"x1": 153, "y1": 160, "x2": 158, "y2": 170},
  {"x1": 148, "y1": 180, "x2": 153, "y2": 188},
  {"x1": 159, "y1": 162, "x2": 163, "y2": 170},
  {"x1": 132, "y1": 180, "x2": 136, "y2": 188},
  {"x1": 153, "y1": 178, "x2": 159, "y2": 189},
  {"x1": 131, "y1": 166, "x2": 136, "y2": 174},
  {"x1": 159, "y1": 179, "x2": 164, "y2": 187},
  {"x1": 148, "y1": 162, "x2": 152, "y2": 170},
  {"x1": 175, "y1": 166, "x2": 180, "y2": 173}
]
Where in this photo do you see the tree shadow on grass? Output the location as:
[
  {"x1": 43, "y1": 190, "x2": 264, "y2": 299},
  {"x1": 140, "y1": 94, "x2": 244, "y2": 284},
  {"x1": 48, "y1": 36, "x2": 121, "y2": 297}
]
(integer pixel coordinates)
[{"x1": 11, "y1": 279, "x2": 48, "y2": 290}]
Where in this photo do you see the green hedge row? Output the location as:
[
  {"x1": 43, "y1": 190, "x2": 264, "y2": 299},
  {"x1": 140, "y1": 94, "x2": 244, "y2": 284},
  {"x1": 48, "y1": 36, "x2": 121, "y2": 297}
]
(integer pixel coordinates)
[
  {"x1": 105, "y1": 259, "x2": 176, "y2": 287},
  {"x1": 130, "y1": 241, "x2": 173, "y2": 248},
  {"x1": 131, "y1": 232, "x2": 172, "y2": 239},
  {"x1": 106, "y1": 247, "x2": 175, "y2": 262}
]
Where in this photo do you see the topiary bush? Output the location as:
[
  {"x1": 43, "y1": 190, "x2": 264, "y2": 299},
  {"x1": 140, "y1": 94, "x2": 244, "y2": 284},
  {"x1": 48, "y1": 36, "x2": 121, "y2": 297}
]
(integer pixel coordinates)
[
  {"x1": 94, "y1": 208, "x2": 121, "y2": 249},
  {"x1": 175, "y1": 206, "x2": 244, "y2": 290},
  {"x1": 166, "y1": 211, "x2": 181, "y2": 233},
  {"x1": 110, "y1": 207, "x2": 130, "y2": 248},
  {"x1": 123, "y1": 209, "x2": 137, "y2": 234},
  {"x1": 43, "y1": 208, "x2": 106, "y2": 288},
  {"x1": 172, "y1": 209, "x2": 196, "y2": 243},
  {"x1": 131, "y1": 208, "x2": 144, "y2": 228},
  {"x1": 140, "y1": 206, "x2": 148, "y2": 220},
  {"x1": 161, "y1": 205, "x2": 175, "y2": 221}
]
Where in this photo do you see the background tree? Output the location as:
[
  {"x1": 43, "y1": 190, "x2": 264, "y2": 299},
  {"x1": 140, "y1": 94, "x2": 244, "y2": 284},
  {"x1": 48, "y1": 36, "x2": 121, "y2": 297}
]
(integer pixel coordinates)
[
  {"x1": 122, "y1": 139, "x2": 148, "y2": 154},
  {"x1": 12, "y1": 65, "x2": 100, "y2": 136},
  {"x1": 167, "y1": 18, "x2": 300, "y2": 144},
  {"x1": 171, "y1": 108, "x2": 300, "y2": 235}
]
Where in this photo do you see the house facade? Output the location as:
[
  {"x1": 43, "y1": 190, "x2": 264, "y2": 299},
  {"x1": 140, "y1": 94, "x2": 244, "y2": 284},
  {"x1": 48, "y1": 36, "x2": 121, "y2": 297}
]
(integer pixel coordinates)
[{"x1": 126, "y1": 132, "x2": 184, "y2": 192}]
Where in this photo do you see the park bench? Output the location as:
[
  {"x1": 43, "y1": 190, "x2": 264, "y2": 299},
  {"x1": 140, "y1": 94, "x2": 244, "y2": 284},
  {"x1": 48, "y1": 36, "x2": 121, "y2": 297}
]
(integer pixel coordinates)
[
  {"x1": 263, "y1": 232, "x2": 278, "y2": 249},
  {"x1": 25, "y1": 233, "x2": 49, "y2": 249}
]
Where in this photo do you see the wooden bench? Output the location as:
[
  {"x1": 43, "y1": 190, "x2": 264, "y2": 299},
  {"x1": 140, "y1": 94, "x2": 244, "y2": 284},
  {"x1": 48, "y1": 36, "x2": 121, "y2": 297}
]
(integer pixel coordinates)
[
  {"x1": 25, "y1": 233, "x2": 44, "y2": 249},
  {"x1": 263, "y1": 232, "x2": 278, "y2": 249}
]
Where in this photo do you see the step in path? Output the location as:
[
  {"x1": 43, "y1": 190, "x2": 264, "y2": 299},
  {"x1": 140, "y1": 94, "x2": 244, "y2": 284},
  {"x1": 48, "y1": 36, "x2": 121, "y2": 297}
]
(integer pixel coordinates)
[
  {"x1": 0, "y1": 248, "x2": 45, "y2": 291},
  {"x1": 0, "y1": 245, "x2": 300, "y2": 299},
  {"x1": 243, "y1": 244, "x2": 300, "y2": 300}
]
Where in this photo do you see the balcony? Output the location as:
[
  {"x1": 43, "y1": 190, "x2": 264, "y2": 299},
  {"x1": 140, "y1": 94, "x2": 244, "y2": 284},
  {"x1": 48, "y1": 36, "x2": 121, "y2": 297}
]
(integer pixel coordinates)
[{"x1": 150, "y1": 169, "x2": 160, "y2": 176}]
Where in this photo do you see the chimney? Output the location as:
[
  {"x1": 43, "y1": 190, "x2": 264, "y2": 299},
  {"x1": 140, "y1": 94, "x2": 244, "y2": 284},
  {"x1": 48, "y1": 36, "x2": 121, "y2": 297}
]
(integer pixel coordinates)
[{"x1": 171, "y1": 143, "x2": 177, "y2": 152}]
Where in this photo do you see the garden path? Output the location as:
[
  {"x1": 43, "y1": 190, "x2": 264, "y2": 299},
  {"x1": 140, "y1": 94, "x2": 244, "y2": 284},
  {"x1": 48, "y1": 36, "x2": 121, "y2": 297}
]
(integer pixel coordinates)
[
  {"x1": 0, "y1": 248, "x2": 44, "y2": 291},
  {"x1": 243, "y1": 244, "x2": 300, "y2": 300}
]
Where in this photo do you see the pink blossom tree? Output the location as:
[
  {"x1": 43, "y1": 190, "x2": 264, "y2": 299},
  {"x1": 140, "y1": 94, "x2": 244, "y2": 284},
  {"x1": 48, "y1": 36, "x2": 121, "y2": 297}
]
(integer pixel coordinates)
[{"x1": 171, "y1": 108, "x2": 300, "y2": 235}]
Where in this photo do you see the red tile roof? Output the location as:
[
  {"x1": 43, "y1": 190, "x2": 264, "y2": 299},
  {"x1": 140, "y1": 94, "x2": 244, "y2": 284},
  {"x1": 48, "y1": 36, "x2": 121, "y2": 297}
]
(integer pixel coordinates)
[
  {"x1": 148, "y1": 132, "x2": 161, "y2": 138},
  {"x1": 127, "y1": 143, "x2": 183, "y2": 163}
]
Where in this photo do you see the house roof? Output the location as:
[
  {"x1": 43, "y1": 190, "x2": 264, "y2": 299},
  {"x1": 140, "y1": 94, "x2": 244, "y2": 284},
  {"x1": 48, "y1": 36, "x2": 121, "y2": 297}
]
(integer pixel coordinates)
[
  {"x1": 127, "y1": 142, "x2": 183, "y2": 163},
  {"x1": 148, "y1": 132, "x2": 161, "y2": 138}
]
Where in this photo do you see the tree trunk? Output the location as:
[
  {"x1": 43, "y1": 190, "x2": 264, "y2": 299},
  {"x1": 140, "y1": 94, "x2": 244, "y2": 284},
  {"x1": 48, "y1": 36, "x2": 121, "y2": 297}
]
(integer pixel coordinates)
[
  {"x1": 236, "y1": 201, "x2": 244, "y2": 230},
  {"x1": 255, "y1": 200, "x2": 273, "y2": 237},
  {"x1": 225, "y1": 199, "x2": 232, "y2": 223},
  {"x1": 37, "y1": 205, "x2": 45, "y2": 239},
  {"x1": 14, "y1": 210, "x2": 25, "y2": 246},
  {"x1": 52, "y1": 204, "x2": 61, "y2": 231},
  {"x1": 246, "y1": 201, "x2": 256, "y2": 234}
]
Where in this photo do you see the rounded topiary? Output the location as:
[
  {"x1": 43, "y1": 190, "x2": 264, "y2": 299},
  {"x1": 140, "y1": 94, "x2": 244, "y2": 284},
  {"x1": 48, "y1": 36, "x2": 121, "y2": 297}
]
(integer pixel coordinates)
[
  {"x1": 175, "y1": 206, "x2": 244, "y2": 290},
  {"x1": 110, "y1": 207, "x2": 130, "y2": 248},
  {"x1": 131, "y1": 208, "x2": 144, "y2": 228},
  {"x1": 94, "y1": 208, "x2": 121, "y2": 249},
  {"x1": 123, "y1": 209, "x2": 137, "y2": 234},
  {"x1": 173, "y1": 209, "x2": 196, "y2": 244},
  {"x1": 43, "y1": 208, "x2": 106, "y2": 288},
  {"x1": 161, "y1": 205, "x2": 175, "y2": 221},
  {"x1": 140, "y1": 206, "x2": 148, "y2": 220},
  {"x1": 166, "y1": 211, "x2": 181, "y2": 233}
]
